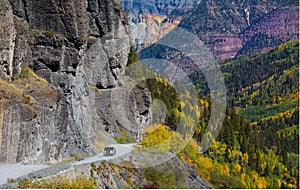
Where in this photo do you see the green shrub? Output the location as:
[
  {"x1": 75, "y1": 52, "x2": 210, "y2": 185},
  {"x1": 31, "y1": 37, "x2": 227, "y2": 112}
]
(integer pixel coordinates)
[
  {"x1": 127, "y1": 45, "x2": 139, "y2": 67},
  {"x1": 22, "y1": 93, "x2": 31, "y2": 105},
  {"x1": 114, "y1": 127, "x2": 136, "y2": 144},
  {"x1": 210, "y1": 172, "x2": 246, "y2": 189},
  {"x1": 143, "y1": 167, "x2": 175, "y2": 189},
  {"x1": 45, "y1": 30, "x2": 55, "y2": 38},
  {"x1": 114, "y1": 136, "x2": 136, "y2": 144},
  {"x1": 7, "y1": 178, "x2": 16, "y2": 183},
  {"x1": 18, "y1": 66, "x2": 30, "y2": 79}
]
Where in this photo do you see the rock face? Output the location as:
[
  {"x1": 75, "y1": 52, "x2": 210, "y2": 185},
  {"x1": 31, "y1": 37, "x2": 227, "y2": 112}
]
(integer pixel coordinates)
[
  {"x1": 120, "y1": 0, "x2": 199, "y2": 51},
  {"x1": 0, "y1": 0, "x2": 17, "y2": 79},
  {"x1": 127, "y1": 13, "x2": 182, "y2": 52},
  {"x1": 0, "y1": 0, "x2": 152, "y2": 164}
]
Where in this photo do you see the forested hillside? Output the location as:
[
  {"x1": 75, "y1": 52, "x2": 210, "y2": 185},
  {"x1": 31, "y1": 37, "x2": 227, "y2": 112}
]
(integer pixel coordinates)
[
  {"x1": 124, "y1": 1, "x2": 299, "y2": 188},
  {"x1": 140, "y1": 40, "x2": 299, "y2": 188}
]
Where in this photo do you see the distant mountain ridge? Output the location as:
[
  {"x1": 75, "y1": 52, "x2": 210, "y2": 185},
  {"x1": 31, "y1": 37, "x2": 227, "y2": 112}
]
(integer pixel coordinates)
[
  {"x1": 179, "y1": 0, "x2": 299, "y2": 61},
  {"x1": 137, "y1": 0, "x2": 298, "y2": 62},
  {"x1": 120, "y1": 0, "x2": 199, "y2": 16}
]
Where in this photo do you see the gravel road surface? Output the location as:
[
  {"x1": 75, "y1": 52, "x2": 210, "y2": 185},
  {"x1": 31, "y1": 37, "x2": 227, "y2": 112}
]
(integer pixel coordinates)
[
  {"x1": 0, "y1": 143, "x2": 136, "y2": 185},
  {"x1": 0, "y1": 164, "x2": 50, "y2": 185}
]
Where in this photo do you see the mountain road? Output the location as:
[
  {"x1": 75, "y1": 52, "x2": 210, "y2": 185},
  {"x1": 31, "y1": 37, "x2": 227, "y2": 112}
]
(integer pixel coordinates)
[{"x1": 0, "y1": 143, "x2": 136, "y2": 185}]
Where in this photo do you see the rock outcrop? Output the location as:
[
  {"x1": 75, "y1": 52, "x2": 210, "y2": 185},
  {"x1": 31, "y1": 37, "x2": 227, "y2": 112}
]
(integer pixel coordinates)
[{"x1": 0, "y1": 0, "x2": 152, "y2": 164}]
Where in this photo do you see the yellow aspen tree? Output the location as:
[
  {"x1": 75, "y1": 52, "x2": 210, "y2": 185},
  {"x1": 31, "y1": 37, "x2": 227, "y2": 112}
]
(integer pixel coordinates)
[
  {"x1": 233, "y1": 163, "x2": 241, "y2": 174},
  {"x1": 222, "y1": 164, "x2": 230, "y2": 175}
]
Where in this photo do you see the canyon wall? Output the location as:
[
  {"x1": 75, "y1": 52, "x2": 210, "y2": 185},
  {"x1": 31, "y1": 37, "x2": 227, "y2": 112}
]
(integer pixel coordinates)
[{"x1": 0, "y1": 0, "x2": 152, "y2": 164}]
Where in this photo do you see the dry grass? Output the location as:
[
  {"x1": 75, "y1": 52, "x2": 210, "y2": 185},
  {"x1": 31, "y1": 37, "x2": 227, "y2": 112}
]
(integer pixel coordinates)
[
  {"x1": 0, "y1": 78, "x2": 24, "y2": 99},
  {"x1": 19, "y1": 175, "x2": 98, "y2": 189},
  {"x1": 14, "y1": 66, "x2": 49, "y2": 90}
]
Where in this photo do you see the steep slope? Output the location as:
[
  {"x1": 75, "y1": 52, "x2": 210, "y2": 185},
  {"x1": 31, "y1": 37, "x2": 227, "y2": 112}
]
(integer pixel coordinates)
[
  {"x1": 238, "y1": 5, "x2": 299, "y2": 56},
  {"x1": 138, "y1": 0, "x2": 299, "y2": 82},
  {"x1": 133, "y1": 52, "x2": 298, "y2": 188},
  {"x1": 180, "y1": 0, "x2": 299, "y2": 61},
  {"x1": 187, "y1": 40, "x2": 299, "y2": 188},
  {"x1": 220, "y1": 40, "x2": 299, "y2": 110},
  {"x1": 221, "y1": 40, "x2": 299, "y2": 157},
  {"x1": 191, "y1": 40, "x2": 299, "y2": 125},
  {"x1": 140, "y1": 0, "x2": 298, "y2": 65},
  {"x1": 0, "y1": 0, "x2": 152, "y2": 164},
  {"x1": 120, "y1": 0, "x2": 199, "y2": 51}
]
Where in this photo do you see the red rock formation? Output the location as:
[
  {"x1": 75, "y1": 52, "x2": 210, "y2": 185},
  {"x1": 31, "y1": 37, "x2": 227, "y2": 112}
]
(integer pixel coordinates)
[
  {"x1": 238, "y1": 5, "x2": 299, "y2": 56},
  {"x1": 180, "y1": 0, "x2": 299, "y2": 61}
]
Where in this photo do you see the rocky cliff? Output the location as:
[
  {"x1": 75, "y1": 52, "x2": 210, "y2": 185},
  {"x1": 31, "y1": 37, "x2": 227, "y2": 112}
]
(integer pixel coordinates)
[
  {"x1": 0, "y1": 0, "x2": 152, "y2": 164},
  {"x1": 120, "y1": 0, "x2": 199, "y2": 51},
  {"x1": 128, "y1": 13, "x2": 182, "y2": 51}
]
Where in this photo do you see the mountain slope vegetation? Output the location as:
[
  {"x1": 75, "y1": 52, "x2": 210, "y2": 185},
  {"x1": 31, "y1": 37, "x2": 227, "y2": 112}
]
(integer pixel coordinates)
[{"x1": 142, "y1": 40, "x2": 299, "y2": 188}]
